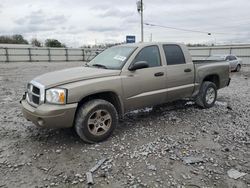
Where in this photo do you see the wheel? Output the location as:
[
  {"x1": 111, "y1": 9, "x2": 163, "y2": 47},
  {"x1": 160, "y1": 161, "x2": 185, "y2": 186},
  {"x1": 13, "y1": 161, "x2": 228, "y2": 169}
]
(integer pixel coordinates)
[
  {"x1": 235, "y1": 65, "x2": 241, "y2": 72},
  {"x1": 195, "y1": 81, "x2": 217, "y2": 109},
  {"x1": 75, "y1": 99, "x2": 118, "y2": 143}
]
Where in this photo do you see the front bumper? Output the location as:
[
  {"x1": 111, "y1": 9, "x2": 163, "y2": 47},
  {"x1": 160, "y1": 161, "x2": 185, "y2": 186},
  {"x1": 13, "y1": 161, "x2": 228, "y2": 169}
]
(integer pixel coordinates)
[{"x1": 21, "y1": 100, "x2": 77, "y2": 128}]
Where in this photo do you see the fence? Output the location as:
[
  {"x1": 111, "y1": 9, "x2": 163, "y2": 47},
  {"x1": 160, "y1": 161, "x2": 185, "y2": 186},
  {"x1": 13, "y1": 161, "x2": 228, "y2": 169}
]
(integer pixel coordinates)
[
  {"x1": 1, "y1": 45, "x2": 250, "y2": 64},
  {"x1": 0, "y1": 47, "x2": 103, "y2": 63}
]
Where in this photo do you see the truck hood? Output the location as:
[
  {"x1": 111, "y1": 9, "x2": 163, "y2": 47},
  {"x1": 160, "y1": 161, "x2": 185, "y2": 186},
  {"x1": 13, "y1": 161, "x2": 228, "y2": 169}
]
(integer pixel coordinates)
[{"x1": 33, "y1": 66, "x2": 121, "y2": 88}]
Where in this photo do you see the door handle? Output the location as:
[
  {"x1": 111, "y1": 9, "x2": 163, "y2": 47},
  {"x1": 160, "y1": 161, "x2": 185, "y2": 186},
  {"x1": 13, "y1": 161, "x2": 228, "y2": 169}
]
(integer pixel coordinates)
[
  {"x1": 154, "y1": 72, "x2": 164, "y2": 77},
  {"x1": 184, "y1": 68, "x2": 192, "y2": 73}
]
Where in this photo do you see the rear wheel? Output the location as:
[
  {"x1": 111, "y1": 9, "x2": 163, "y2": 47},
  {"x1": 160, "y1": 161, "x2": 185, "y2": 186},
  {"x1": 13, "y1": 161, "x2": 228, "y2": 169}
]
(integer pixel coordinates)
[
  {"x1": 196, "y1": 81, "x2": 217, "y2": 109},
  {"x1": 75, "y1": 99, "x2": 118, "y2": 143},
  {"x1": 235, "y1": 65, "x2": 241, "y2": 72}
]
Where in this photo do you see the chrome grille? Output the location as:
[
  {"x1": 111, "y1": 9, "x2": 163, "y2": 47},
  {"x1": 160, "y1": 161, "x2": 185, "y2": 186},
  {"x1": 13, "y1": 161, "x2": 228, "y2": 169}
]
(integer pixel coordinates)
[{"x1": 26, "y1": 81, "x2": 45, "y2": 107}]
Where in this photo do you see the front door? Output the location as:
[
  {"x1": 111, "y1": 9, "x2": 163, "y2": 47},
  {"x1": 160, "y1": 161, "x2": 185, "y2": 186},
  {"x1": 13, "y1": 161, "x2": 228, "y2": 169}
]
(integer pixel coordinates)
[{"x1": 121, "y1": 45, "x2": 166, "y2": 111}]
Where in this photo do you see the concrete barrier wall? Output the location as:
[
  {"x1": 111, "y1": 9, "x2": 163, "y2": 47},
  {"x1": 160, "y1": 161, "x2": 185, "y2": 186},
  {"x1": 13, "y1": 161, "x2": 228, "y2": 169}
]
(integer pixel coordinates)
[
  {"x1": 1, "y1": 45, "x2": 250, "y2": 64},
  {"x1": 0, "y1": 47, "x2": 96, "y2": 62}
]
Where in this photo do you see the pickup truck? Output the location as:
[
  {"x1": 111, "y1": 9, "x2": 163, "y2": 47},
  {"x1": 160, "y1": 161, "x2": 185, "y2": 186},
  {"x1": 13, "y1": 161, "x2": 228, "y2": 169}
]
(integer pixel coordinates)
[{"x1": 21, "y1": 43, "x2": 231, "y2": 143}]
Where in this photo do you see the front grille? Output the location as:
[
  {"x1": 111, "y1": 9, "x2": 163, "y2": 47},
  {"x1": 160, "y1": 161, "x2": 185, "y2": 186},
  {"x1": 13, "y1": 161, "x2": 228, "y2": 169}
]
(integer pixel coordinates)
[
  {"x1": 27, "y1": 81, "x2": 44, "y2": 107},
  {"x1": 32, "y1": 86, "x2": 40, "y2": 95},
  {"x1": 31, "y1": 93, "x2": 40, "y2": 104}
]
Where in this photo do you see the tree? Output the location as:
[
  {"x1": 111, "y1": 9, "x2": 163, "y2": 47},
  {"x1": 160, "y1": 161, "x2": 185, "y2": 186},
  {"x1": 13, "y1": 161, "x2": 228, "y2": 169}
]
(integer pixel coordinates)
[
  {"x1": 0, "y1": 34, "x2": 29, "y2": 44},
  {"x1": 45, "y1": 39, "x2": 66, "y2": 48},
  {"x1": 31, "y1": 38, "x2": 42, "y2": 47},
  {"x1": 12, "y1": 34, "x2": 29, "y2": 44}
]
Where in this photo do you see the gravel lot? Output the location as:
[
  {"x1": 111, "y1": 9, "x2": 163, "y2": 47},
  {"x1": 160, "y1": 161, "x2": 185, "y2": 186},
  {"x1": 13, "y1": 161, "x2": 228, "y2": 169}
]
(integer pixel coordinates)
[{"x1": 0, "y1": 62, "x2": 249, "y2": 188}]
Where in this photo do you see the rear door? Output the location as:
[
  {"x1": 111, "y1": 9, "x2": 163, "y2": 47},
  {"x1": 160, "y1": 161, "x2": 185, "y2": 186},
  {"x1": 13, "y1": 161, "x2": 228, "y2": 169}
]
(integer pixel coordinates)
[
  {"x1": 121, "y1": 45, "x2": 167, "y2": 111},
  {"x1": 163, "y1": 44, "x2": 195, "y2": 102}
]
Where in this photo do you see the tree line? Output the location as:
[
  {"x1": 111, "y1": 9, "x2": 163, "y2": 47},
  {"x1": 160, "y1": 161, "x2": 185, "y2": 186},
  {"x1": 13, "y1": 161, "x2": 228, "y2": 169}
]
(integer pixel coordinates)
[
  {"x1": 0, "y1": 34, "x2": 66, "y2": 48},
  {"x1": 0, "y1": 34, "x2": 215, "y2": 48}
]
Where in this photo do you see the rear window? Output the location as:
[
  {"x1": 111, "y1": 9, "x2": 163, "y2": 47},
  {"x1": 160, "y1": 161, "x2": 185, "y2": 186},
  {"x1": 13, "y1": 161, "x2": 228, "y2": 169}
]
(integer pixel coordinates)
[{"x1": 163, "y1": 45, "x2": 186, "y2": 65}]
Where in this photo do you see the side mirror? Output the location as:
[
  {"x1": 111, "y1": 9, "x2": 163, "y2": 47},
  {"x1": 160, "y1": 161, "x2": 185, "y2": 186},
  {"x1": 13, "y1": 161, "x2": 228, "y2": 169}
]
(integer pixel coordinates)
[{"x1": 129, "y1": 61, "x2": 149, "y2": 71}]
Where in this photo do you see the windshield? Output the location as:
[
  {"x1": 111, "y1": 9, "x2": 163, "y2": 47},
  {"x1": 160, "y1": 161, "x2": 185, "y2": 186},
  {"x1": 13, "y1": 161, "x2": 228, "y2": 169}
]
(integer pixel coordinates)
[{"x1": 87, "y1": 46, "x2": 136, "y2": 70}]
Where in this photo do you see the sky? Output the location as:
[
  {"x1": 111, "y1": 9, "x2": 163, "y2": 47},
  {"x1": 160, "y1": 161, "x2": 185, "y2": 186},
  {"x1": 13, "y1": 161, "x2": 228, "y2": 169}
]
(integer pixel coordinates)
[{"x1": 0, "y1": 0, "x2": 249, "y2": 47}]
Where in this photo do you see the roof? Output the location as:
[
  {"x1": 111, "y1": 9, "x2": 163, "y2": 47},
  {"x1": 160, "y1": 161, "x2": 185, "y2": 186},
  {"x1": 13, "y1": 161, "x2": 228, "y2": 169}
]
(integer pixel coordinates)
[{"x1": 119, "y1": 42, "x2": 184, "y2": 48}]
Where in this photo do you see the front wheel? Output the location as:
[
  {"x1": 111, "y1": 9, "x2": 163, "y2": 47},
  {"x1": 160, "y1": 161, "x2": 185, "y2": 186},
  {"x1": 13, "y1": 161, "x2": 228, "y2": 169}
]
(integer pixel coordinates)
[
  {"x1": 196, "y1": 81, "x2": 217, "y2": 109},
  {"x1": 74, "y1": 99, "x2": 118, "y2": 143}
]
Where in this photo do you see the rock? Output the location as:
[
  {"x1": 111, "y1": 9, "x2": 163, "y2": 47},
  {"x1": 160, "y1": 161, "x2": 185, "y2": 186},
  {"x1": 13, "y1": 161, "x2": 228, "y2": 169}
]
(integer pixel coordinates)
[
  {"x1": 227, "y1": 105, "x2": 233, "y2": 110},
  {"x1": 50, "y1": 182, "x2": 56, "y2": 186},
  {"x1": 213, "y1": 131, "x2": 219, "y2": 135},
  {"x1": 90, "y1": 158, "x2": 107, "y2": 173},
  {"x1": 79, "y1": 179, "x2": 84, "y2": 182},
  {"x1": 147, "y1": 165, "x2": 157, "y2": 171},
  {"x1": 41, "y1": 168, "x2": 49, "y2": 172},
  {"x1": 222, "y1": 148, "x2": 230, "y2": 152},
  {"x1": 55, "y1": 149, "x2": 61, "y2": 154},
  {"x1": 75, "y1": 174, "x2": 82, "y2": 178},
  {"x1": 182, "y1": 157, "x2": 204, "y2": 165},
  {"x1": 227, "y1": 169, "x2": 247, "y2": 180},
  {"x1": 141, "y1": 152, "x2": 149, "y2": 156},
  {"x1": 86, "y1": 172, "x2": 94, "y2": 185},
  {"x1": 72, "y1": 180, "x2": 78, "y2": 185}
]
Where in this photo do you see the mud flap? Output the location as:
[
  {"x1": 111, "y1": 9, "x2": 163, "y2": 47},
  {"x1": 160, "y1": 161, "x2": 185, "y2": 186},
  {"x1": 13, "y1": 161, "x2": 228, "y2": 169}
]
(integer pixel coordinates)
[
  {"x1": 20, "y1": 92, "x2": 27, "y2": 104},
  {"x1": 227, "y1": 78, "x2": 231, "y2": 86}
]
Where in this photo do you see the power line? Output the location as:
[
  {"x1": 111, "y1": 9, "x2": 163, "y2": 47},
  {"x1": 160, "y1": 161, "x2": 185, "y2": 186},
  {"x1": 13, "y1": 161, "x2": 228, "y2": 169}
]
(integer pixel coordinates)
[
  {"x1": 144, "y1": 22, "x2": 243, "y2": 36},
  {"x1": 145, "y1": 23, "x2": 211, "y2": 35}
]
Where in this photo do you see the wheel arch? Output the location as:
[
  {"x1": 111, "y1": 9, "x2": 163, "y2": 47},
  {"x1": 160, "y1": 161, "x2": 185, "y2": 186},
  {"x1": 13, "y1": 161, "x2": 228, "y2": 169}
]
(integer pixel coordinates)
[
  {"x1": 75, "y1": 91, "x2": 124, "y2": 120},
  {"x1": 203, "y1": 74, "x2": 220, "y2": 89}
]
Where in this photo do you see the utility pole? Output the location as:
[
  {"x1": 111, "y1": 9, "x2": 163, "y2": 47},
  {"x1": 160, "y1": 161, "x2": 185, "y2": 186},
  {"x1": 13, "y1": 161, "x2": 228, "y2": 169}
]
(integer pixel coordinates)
[
  {"x1": 137, "y1": 0, "x2": 144, "y2": 42},
  {"x1": 141, "y1": 0, "x2": 144, "y2": 42}
]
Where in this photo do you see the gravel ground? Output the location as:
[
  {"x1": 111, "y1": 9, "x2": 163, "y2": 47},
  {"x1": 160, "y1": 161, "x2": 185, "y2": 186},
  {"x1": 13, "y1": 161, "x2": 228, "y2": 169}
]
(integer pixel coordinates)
[{"x1": 0, "y1": 62, "x2": 249, "y2": 188}]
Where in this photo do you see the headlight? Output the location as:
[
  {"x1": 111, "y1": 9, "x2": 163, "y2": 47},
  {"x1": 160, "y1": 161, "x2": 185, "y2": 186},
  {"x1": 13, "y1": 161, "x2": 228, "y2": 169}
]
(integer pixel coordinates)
[{"x1": 46, "y1": 88, "x2": 66, "y2": 104}]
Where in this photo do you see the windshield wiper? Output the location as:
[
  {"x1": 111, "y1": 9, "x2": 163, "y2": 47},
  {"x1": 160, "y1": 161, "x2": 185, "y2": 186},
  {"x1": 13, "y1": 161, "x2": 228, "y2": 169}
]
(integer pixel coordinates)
[{"x1": 91, "y1": 64, "x2": 108, "y2": 69}]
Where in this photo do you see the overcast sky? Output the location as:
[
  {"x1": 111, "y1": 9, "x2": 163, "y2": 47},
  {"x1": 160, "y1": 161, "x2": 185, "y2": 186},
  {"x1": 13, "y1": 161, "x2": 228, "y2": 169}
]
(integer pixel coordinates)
[{"x1": 0, "y1": 0, "x2": 249, "y2": 47}]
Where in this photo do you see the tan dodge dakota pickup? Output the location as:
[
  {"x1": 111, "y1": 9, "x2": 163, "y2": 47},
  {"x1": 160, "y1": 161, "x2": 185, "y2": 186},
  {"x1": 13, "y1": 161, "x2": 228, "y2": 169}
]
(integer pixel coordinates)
[{"x1": 21, "y1": 43, "x2": 231, "y2": 143}]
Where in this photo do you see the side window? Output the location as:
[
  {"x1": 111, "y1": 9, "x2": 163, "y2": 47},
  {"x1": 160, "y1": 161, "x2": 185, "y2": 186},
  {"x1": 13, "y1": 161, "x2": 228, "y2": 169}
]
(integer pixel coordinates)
[
  {"x1": 231, "y1": 56, "x2": 237, "y2": 60},
  {"x1": 226, "y1": 56, "x2": 230, "y2": 61},
  {"x1": 228, "y1": 56, "x2": 236, "y2": 61},
  {"x1": 133, "y1": 46, "x2": 161, "y2": 68},
  {"x1": 163, "y1": 45, "x2": 186, "y2": 65}
]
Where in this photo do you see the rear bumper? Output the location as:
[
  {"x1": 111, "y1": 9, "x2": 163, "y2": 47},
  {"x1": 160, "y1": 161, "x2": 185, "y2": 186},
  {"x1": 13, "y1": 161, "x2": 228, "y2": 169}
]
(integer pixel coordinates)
[{"x1": 21, "y1": 100, "x2": 77, "y2": 128}]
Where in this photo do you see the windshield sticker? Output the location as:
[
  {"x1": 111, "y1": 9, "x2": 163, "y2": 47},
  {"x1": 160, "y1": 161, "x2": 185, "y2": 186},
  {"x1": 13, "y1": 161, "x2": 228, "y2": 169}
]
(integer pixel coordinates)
[{"x1": 114, "y1": 55, "x2": 126, "y2": 62}]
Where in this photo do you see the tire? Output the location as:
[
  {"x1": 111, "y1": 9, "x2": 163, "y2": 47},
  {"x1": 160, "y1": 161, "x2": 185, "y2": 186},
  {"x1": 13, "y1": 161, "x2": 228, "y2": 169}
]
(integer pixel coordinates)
[
  {"x1": 75, "y1": 99, "x2": 118, "y2": 143},
  {"x1": 195, "y1": 81, "x2": 217, "y2": 109},
  {"x1": 235, "y1": 65, "x2": 241, "y2": 72}
]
